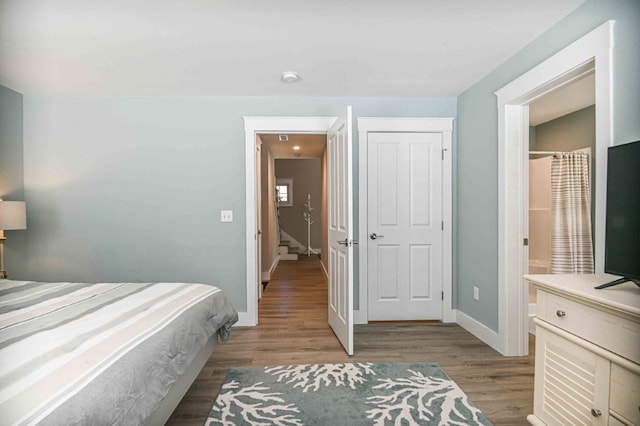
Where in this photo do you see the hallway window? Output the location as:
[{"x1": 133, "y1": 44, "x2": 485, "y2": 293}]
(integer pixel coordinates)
[{"x1": 276, "y1": 178, "x2": 293, "y2": 206}]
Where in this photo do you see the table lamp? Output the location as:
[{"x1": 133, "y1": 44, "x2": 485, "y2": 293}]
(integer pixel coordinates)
[{"x1": 0, "y1": 200, "x2": 27, "y2": 279}]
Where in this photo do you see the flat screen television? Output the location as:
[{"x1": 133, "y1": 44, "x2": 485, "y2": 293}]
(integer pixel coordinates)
[{"x1": 596, "y1": 140, "x2": 640, "y2": 289}]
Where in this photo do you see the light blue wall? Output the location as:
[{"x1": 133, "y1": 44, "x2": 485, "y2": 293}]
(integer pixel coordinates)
[
  {"x1": 0, "y1": 85, "x2": 26, "y2": 275},
  {"x1": 456, "y1": 0, "x2": 640, "y2": 331},
  {"x1": 21, "y1": 96, "x2": 456, "y2": 310},
  {"x1": 0, "y1": 86, "x2": 23, "y2": 199}
]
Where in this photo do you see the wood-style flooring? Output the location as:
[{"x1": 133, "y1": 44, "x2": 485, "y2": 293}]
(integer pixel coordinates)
[{"x1": 167, "y1": 255, "x2": 535, "y2": 425}]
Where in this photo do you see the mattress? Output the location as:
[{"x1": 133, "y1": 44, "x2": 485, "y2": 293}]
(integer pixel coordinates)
[{"x1": 0, "y1": 280, "x2": 238, "y2": 425}]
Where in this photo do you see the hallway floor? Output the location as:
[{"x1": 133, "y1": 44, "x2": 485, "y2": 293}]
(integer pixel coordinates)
[{"x1": 168, "y1": 256, "x2": 535, "y2": 425}]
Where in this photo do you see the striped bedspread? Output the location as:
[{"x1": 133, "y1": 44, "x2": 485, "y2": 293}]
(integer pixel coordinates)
[{"x1": 0, "y1": 280, "x2": 238, "y2": 425}]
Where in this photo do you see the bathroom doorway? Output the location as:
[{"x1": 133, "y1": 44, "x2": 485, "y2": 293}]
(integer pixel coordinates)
[{"x1": 526, "y1": 71, "x2": 596, "y2": 333}]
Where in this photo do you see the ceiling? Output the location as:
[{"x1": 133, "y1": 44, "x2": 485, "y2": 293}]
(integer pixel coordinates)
[
  {"x1": 0, "y1": 0, "x2": 585, "y2": 97},
  {"x1": 529, "y1": 72, "x2": 595, "y2": 126},
  {"x1": 261, "y1": 134, "x2": 326, "y2": 159}
]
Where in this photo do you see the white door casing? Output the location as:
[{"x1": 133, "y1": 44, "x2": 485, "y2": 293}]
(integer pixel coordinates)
[
  {"x1": 367, "y1": 132, "x2": 443, "y2": 320},
  {"x1": 327, "y1": 106, "x2": 354, "y2": 355},
  {"x1": 495, "y1": 21, "x2": 613, "y2": 356},
  {"x1": 357, "y1": 117, "x2": 455, "y2": 325}
]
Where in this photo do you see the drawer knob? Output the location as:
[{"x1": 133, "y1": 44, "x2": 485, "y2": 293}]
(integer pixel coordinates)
[
  {"x1": 556, "y1": 310, "x2": 566, "y2": 318},
  {"x1": 591, "y1": 409, "x2": 602, "y2": 417}
]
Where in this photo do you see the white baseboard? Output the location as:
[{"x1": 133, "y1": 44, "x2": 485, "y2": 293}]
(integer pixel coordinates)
[
  {"x1": 455, "y1": 310, "x2": 501, "y2": 353},
  {"x1": 528, "y1": 303, "x2": 536, "y2": 336},
  {"x1": 234, "y1": 311, "x2": 255, "y2": 327},
  {"x1": 261, "y1": 255, "x2": 280, "y2": 281},
  {"x1": 320, "y1": 260, "x2": 329, "y2": 279},
  {"x1": 528, "y1": 315, "x2": 536, "y2": 336}
]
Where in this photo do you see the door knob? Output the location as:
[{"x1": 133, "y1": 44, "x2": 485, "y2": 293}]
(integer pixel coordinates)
[
  {"x1": 370, "y1": 233, "x2": 385, "y2": 240},
  {"x1": 337, "y1": 239, "x2": 349, "y2": 246}
]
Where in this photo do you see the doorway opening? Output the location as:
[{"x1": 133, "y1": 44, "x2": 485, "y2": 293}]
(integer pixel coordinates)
[
  {"x1": 257, "y1": 133, "x2": 328, "y2": 290},
  {"x1": 526, "y1": 70, "x2": 596, "y2": 334}
]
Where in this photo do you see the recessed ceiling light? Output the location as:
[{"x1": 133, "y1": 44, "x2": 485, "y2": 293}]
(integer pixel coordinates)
[
  {"x1": 278, "y1": 135, "x2": 289, "y2": 142},
  {"x1": 293, "y1": 145, "x2": 300, "y2": 151},
  {"x1": 281, "y1": 71, "x2": 300, "y2": 83}
]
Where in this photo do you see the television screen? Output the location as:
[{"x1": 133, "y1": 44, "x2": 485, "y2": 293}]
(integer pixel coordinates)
[{"x1": 600, "y1": 140, "x2": 640, "y2": 288}]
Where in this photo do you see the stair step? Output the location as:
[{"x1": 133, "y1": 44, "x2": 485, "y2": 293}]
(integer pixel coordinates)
[
  {"x1": 288, "y1": 247, "x2": 300, "y2": 254},
  {"x1": 279, "y1": 240, "x2": 290, "y2": 247}
]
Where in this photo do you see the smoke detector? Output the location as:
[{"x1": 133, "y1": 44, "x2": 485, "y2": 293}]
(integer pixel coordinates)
[{"x1": 281, "y1": 71, "x2": 300, "y2": 83}]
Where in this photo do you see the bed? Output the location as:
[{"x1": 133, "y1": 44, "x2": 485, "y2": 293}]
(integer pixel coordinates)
[{"x1": 0, "y1": 279, "x2": 238, "y2": 425}]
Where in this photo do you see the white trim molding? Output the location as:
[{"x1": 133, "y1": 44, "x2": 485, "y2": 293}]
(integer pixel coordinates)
[
  {"x1": 244, "y1": 116, "x2": 337, "y2": 326},
  {"x1": 261, "y1": 255, "x2": 280, "y2": 282},
  {"x1": 234, "y1": 311, "x2": 253, "y2": 327},
  {"x1": 357, "y1": 117, "x2": 455, "y2": 324},
  {"x1": 494, "y1": 21, "x2": 614, "y2": 356},
  {"x1": 320, "y1": 259, "x2": 329, "y2": 280},
  {"x1": 455, "y1": 310, "x2": 501, "y2": 353}
]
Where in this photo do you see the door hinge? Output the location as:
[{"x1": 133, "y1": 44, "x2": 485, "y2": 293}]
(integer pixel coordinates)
[
  {"x1": 442, "y1": 148, "x2": 448, "y2": 160},
  {"x1": 441, "y1": 221, "x2": 444, "y2": 231},
  {"x1": 523, "y1": 238, "x2": 529, "y2": 246},
  {"x1": 441, "y1": 291, "x2": 444, "y2": 301}
]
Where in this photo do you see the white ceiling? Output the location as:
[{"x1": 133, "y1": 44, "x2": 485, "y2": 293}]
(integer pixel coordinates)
[
  {"x1": 0, "y1": 0, "x2": 585, "y2": 97},
  {"x1": 261, "y1": 134, "x2": 326, "y2": 159},
  {"x1": 529, "y1": 72, "x2": 595, "y2": 126}
]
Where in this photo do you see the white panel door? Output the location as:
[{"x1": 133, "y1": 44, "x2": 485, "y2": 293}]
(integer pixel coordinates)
[
  {"x1": 367, "y1": 132, "x2": 443, "y2": 320},
  {"x1": 327, "y1": 106, "x2": 354, "y2": 355}
]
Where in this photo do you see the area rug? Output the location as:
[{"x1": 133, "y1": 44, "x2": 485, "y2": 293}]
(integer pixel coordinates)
[{"x1": 206, "y1": 362, "x2": 493, "y2": 425}]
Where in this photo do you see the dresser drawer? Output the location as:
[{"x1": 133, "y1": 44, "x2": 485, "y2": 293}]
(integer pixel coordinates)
[
  {"x1": 540, "y1": 292, "x2": 640, "y2": 364},
  {"x1": 609, "y1": 364, "x2": 640, "y2": 426}
]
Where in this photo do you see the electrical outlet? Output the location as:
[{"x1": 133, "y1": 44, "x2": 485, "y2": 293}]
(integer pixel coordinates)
[
  {"x1": 473, "y1": 286, "x2": 480, "y2": 301},
  {"x1": 220, "y1": 210, "x2": 233, "y2": 222}
]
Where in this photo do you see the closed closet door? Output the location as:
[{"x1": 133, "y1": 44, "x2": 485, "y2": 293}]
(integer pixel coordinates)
[{"x1": 367, "y1": 132, "x2": 443, "y2": 320}]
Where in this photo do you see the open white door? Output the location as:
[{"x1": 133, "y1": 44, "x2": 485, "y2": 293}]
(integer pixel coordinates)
[
  {"x1": 327, "y1": 106, "x2": 354, "y2": 355},
  {"x1": 256, "y1": 139, "x2": 263, "y2": 300}
]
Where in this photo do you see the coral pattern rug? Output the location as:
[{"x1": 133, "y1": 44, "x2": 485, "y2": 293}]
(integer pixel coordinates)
[{"x1": 206, "y1": 362, "x2": 493, "y2": 425}]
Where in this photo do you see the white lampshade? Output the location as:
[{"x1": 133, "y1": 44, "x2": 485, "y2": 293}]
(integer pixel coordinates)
[{"x1": 0, "y1": 201, "x2": 27, "y2": 230}]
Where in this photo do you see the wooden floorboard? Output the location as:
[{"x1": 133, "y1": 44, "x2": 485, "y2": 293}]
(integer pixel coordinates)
[{"x1": 167, "y1": 255, "x2": 535, "y2": 425}]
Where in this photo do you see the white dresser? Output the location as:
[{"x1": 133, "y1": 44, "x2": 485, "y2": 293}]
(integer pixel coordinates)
[{"x1": 525, "y1": 274, "x2": 640, "y2": 426}]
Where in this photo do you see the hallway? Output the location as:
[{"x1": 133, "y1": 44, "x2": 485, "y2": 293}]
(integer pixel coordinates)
[{"x1": 168, "y1": 256, "x2": 535, "y2": 425}]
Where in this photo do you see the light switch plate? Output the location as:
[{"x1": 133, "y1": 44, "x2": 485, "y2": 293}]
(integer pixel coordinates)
[{"x1": 220, "y1": 210, "x2": 233, "y2": 222}]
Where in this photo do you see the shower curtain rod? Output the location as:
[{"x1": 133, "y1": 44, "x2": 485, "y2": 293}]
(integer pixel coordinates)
[
  {"x1": 528, "y1": 150, "x2": 590, "y2": 156},
  {"x1": 529, "y1": 151, "x2": 558, "y2": 155}
]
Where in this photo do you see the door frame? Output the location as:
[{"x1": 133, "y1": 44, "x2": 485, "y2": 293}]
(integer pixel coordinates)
[
  {"x1": 494, "y1": 21, "x2": 614, "y2": 356},
  {"x1": 356, "y1": 117, "x2": 455, "y2": 324},
  {"x1": 243, "y1": 116, "x2": 337, "y2": 326}
]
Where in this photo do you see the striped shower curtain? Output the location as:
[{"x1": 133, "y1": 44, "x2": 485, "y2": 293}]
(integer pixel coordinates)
[{"x1": 551, "y1": 152, "x2": 594, "y2": 273}]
